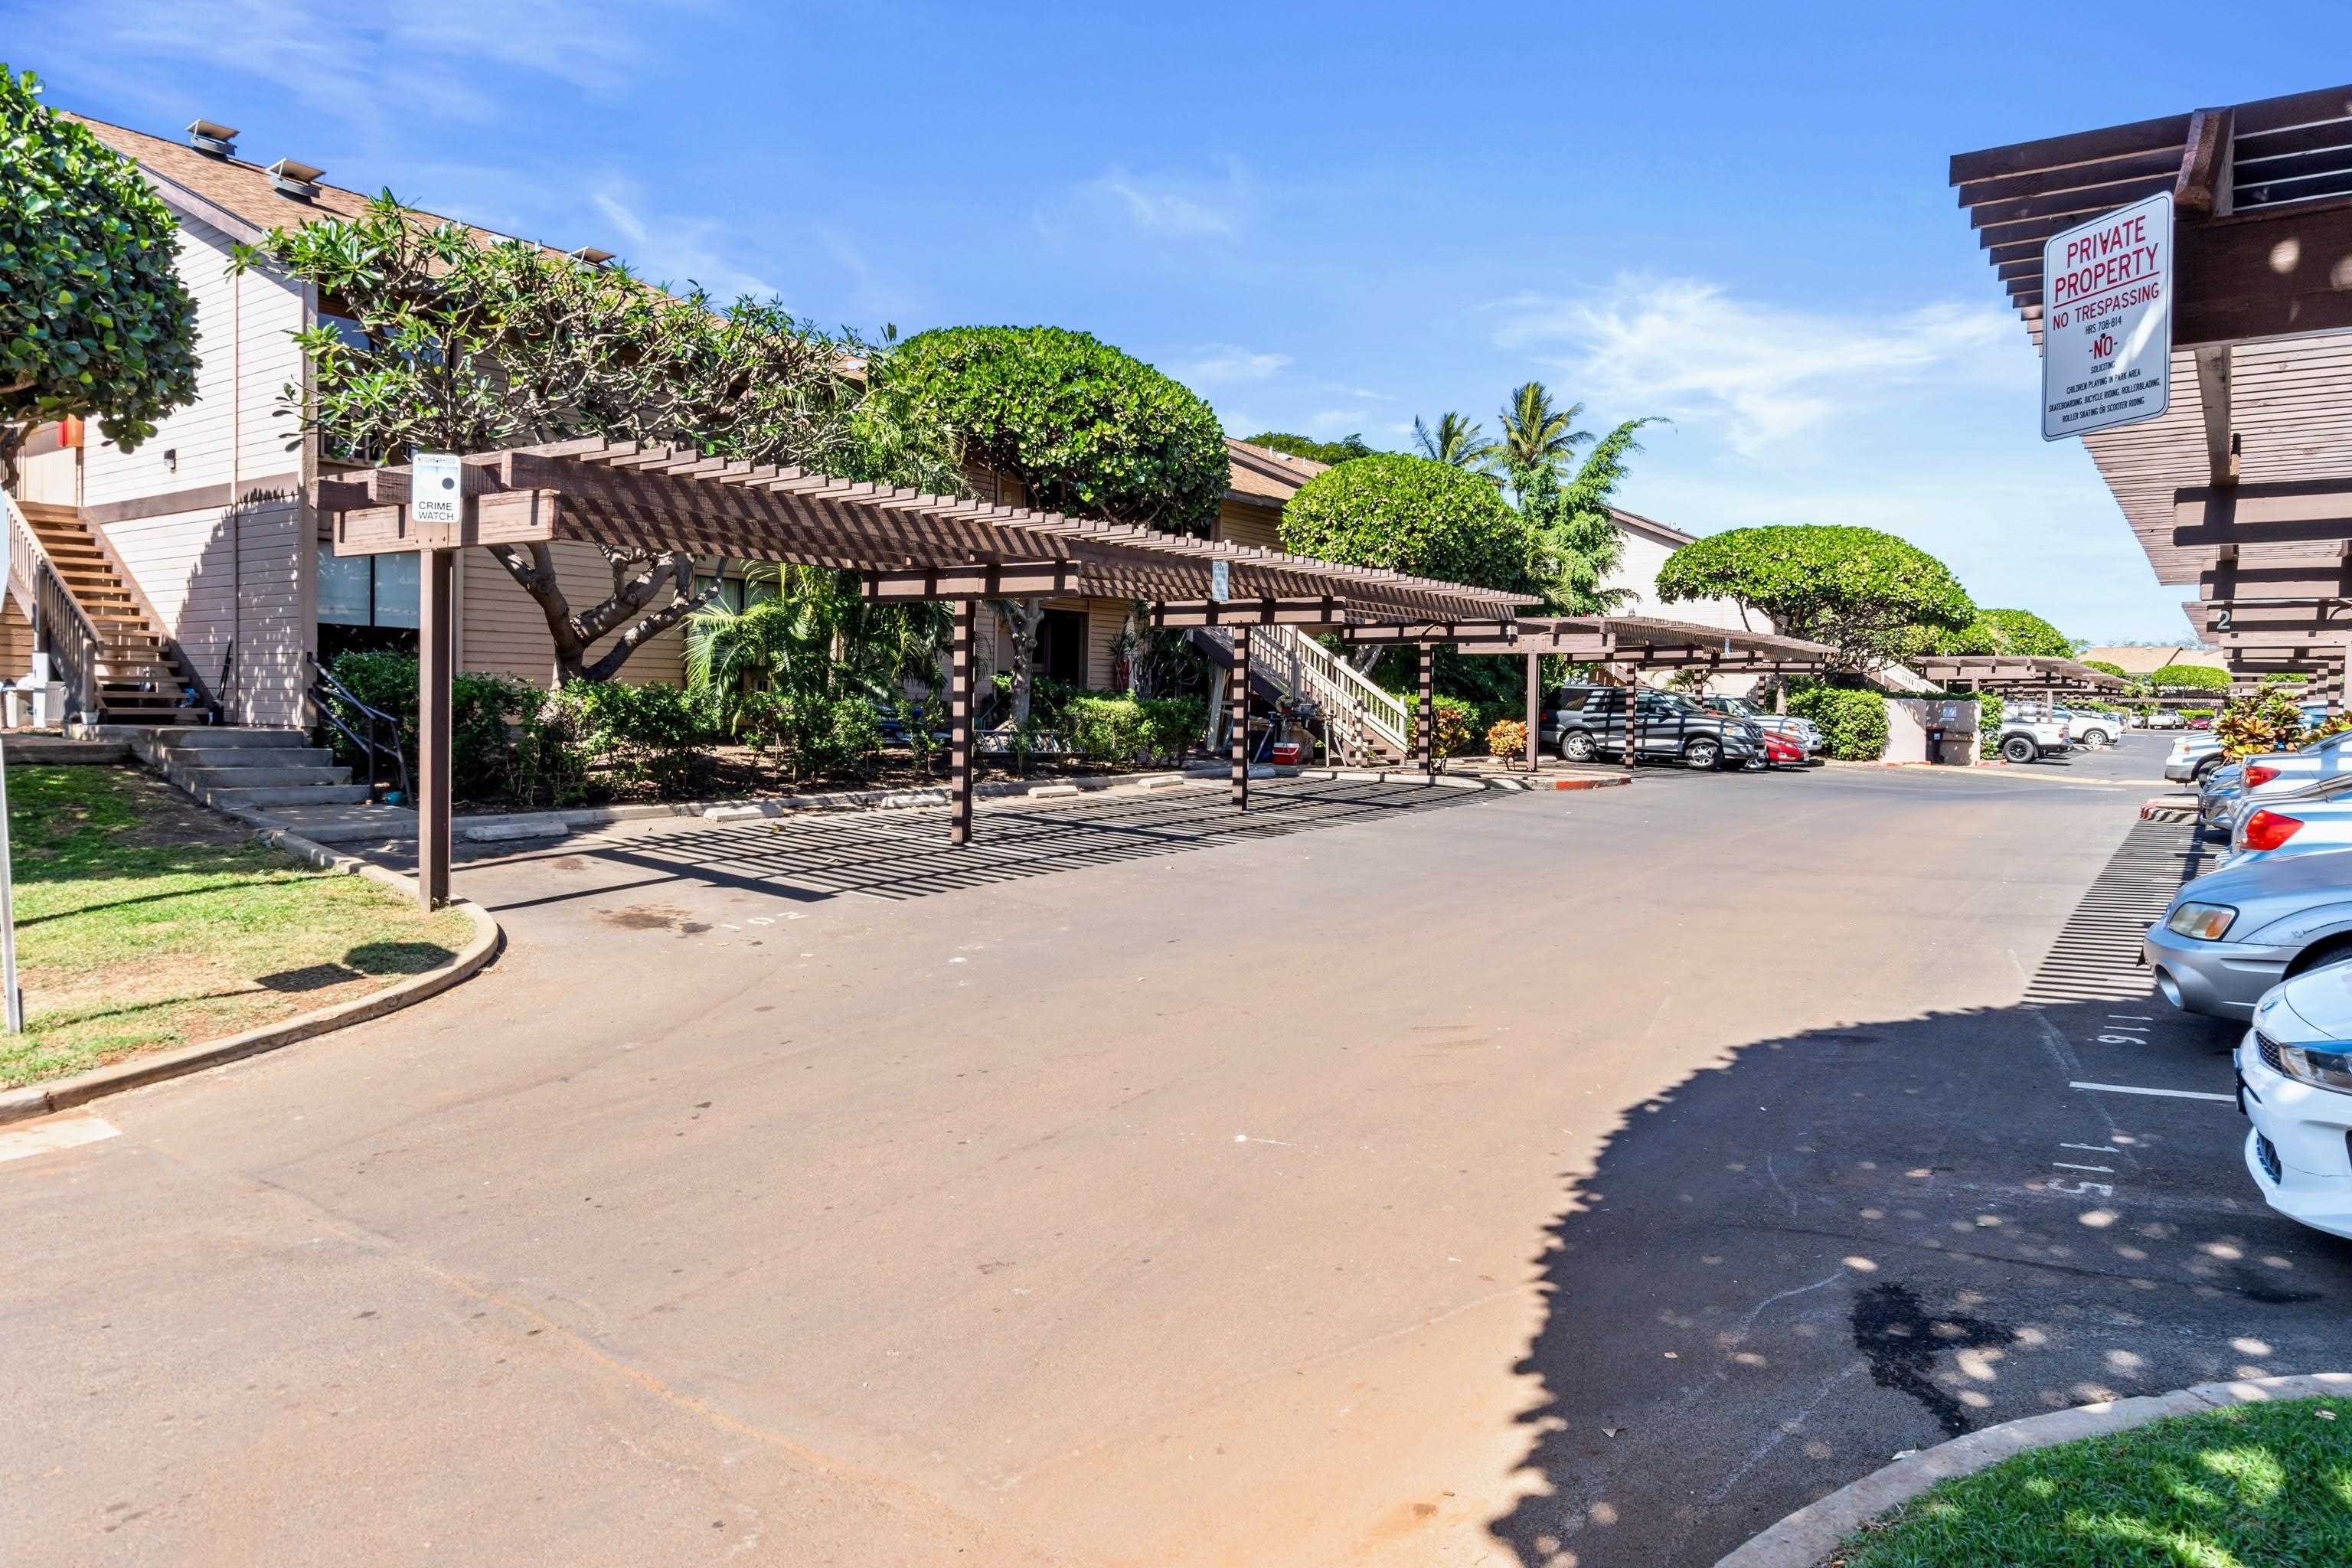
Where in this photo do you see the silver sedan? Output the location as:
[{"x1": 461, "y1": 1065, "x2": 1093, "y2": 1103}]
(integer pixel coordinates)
[{"x1": 2145, "y1": 846, "x2": 2352, "y2": 1021}]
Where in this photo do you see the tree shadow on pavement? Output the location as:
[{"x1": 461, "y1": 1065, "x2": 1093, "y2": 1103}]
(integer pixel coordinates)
[{"x1": 1486, "y1": 816, "x2": 2343, "y2": 1567}]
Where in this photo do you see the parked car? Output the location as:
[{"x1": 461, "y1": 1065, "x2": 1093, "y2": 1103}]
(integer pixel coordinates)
[
  {"x1": 1993, "y1": 708, "x2": 2073, "y2": 764},
  {"x1": 2236, "y1": 969, "x2": 2352, "y2": 1241},
  {"x1": 2145, "y1": 846, "x2": 2352, "y2": 1020},
  {"x1": 1697, "y1": 695, "x2": 1821, "y2": 757},
  {"x1": 1541, "y1": 685, "x2": 1762, "y2": 770},
  {"x1": 2222, "y1": 778, "x2": 2352, "y2": 869},
  {"x1": 2164, "y1": 733, "x2": 2226, "y2": 782},
  {"x1": 2200, "y1": 730, "x2": 2352, "y2": 833},
  {"x1": 2147, "y1": 709, "x2": 2186, "y2": 730},
  {"x1": 2188, "y1": 713, "x2": 2214, "y2": 730},
  {"x1": 2066, "y1": 709, "x2": 2122, "y2": 747},
  {"x1": 1756, "y1": 731, "x2": 1807, "y2": 769}
]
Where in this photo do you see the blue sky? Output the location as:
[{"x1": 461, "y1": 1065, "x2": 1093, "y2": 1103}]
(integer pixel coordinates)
[{"x1": 16, "y1": 0, "x2": 2352, "y2": 642}]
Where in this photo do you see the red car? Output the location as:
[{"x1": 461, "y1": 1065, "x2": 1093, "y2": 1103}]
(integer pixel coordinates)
[{"x1": 1758, "y1": 732, "x2": 1807, "y2": 768}]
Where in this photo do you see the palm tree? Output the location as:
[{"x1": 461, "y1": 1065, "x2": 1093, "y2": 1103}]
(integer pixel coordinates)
[
  {"x1": 1492, "y1": 381, "x2": 1592, "y2": 501},
  {"x1": 1412, "y1": 412, "x2": 1493, "y2": 470}
]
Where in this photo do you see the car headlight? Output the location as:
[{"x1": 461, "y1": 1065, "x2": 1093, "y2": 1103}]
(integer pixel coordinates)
[
  {"x1": 2266, "y1": 1033, "x2": 2352, "y2": 1093},
  {"x1": 2166, "y1": 902, "x2": 2237, "y2": 940}
]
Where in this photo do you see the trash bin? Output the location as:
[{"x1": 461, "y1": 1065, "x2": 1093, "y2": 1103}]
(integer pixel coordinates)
[{"x1": 1925, "y1": 700, "x2": 1979, "y2": 764}]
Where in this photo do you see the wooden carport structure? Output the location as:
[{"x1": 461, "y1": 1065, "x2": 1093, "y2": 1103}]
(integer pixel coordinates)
[
  {"x1": 310, "y1": 438, "x2": 1529, "y2": 908},
  {"x1": 1950, "y1": 83, "x2": 2352, "y2": 717},
  {"x1": 1337, "y1": 614, "x2": 1834, "y2": 776},
  {"x1": 1915, "y1": 655, "x2": 2131, "y2": 703}
]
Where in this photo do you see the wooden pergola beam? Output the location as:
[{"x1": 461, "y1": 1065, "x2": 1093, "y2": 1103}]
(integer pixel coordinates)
[
  {"x1": 858, "y1": 562, "x2": 1080, "y2": 600},
  {"x1": 1151, "y1": 597, "x2": 1343, "y2": 628}
]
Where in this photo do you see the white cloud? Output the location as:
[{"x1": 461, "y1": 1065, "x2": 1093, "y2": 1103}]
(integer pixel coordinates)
[
  {"x1": 590, "y1": 185, "x2": 781, "y2": 302},
  {"x1": 1172, "y1": 345, "x2": 1291, "y2": 384},
  {"x1": 1039, "y1": 164, "x2": 1255, "y2": 248},
  {"x1": 1492, "y1": 276, "x2": 2019, "y2": 458},
  {"x1": 1089, "y1": 170, "x2": 1240, "y2": 237},
  {"x1": 47, "y1": 0, "x2": 690, "y2": 133}
]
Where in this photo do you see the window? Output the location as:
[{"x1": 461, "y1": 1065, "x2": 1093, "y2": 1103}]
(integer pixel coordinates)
[
  {"x1": 316, "y1": 541, "x2": 419, "y2": 629},
  {"x1": 1035, "y1": 608, "x2": 1086, "y2": 685}
]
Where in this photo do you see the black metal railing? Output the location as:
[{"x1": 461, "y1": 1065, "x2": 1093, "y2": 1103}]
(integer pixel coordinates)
[{"x1": 305, "y1": 651, "x2": 411, "y2": 803}]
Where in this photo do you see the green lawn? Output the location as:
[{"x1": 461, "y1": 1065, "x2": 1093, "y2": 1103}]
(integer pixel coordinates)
[
  {"x1": 1838, "y1": 1397, "x2": 2352, "y2": 1567},
  {"x1": 2, "y1": 763, "x2": 473, "y2": 1089}
]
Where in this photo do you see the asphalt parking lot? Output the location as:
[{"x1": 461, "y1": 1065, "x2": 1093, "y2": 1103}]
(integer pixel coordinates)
[{"x1": 6, "y1": 735, "x2": 2343, "y2": 1568}]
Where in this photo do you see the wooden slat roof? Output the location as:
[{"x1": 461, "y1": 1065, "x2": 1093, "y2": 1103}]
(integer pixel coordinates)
[
  {"x1": 1914, "y1": 655, "x2": 2130, "y2": 693},
  {"x1": 315, "y1": 438, "x2": 1530, "y2": 623}
]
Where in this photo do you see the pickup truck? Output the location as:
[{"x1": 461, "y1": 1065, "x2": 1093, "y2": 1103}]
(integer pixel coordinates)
[
  {"x1": 2164, "y1": 733, "x2": 2226, "y2": 783},
  {"x1": 1994, "y1": 710, "x2": 2073, "y2": 763}
]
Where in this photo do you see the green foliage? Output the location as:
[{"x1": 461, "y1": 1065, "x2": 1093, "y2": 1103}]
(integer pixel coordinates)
[
  {"x1": 1408, "y1": 694, "x2": 1478, "y2": 763},
  {"x1": 1411, "y1": 413, "x2": 1491, "y2": 469},
  {"x1": 736, "y1": 691, "x2": 884, "y2": 782},
  {"x1": 2262, "y1": 670, "x2": 2312, "y2": 687},
  {"x1": 541, "y1": 679, "x2": 713, "y2": 795},
  {"x1": 2217, "y1": 688, "x2": 2308, "y2": 760},
  {"x1": 323, "y1": 650, "x2": 546, "y2": 802},
  {"x1": 1491, "y1": 381, "x2": 1592, "y2": 497},
  {"x1": 1513, "y1": 416, "x2": 1658, "y2": 615},
  {"x1": 1977, "y1": 608, "x2": 2071, "y2": 658},
  {"x1": 1062, "y1": 694, "x2": 1204, "y2": 764},
  {"x1": 1788, "y1": 686, "x2": 1889, "y2": 760},
  {"x1": 1658, "y1": 525, "x2": 1975, "y2": 675},
  {"x1": 2151, "y1": 662, "x2": 2230, "y2": 691},
  {"x1": 1973, "y1": 691, "x2": 2006, "y2": 758},
  {"x1": 2082, "y1": 659, "x2": 2130, "y2": 682},
  {"x1": 0, "y1": 66, "x2": 200, "y2": 484},
  {"x1": 1244, "y1": 430, "x2": 1383, "y2": 466},
  {"x1": 1282, "y1": 452, "x2": 1534, "y2": 592},
  {"x1": 234, "y1": 193, "x2": 959, "y2": 681},
  {"x1": 874, "y1": 326, "x2": 1228, "y2": 531}
]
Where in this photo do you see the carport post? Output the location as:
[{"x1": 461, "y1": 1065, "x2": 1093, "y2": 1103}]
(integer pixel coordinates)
[
  {"x1": 1524, "y1": 652, "x2": 1540, "y2": 773},
  {"x1": 949, "y1": 600, "x2": 974, "y2": 846},
  {"x1": 416, "y1": 544, "x2": 455, "y2": 911},
  {"x1": 1230, "y1": 624, "x2": 1250, "y2": 810},
  {"x1": 1417, "y1": 643, "x2": 1433, "y2": 777}
]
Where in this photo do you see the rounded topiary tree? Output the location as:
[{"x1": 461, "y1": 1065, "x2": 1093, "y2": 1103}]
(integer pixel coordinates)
[
  {"x1": 1978, "y1": 607, "x2": 2073, "y2": 658},
  {"x1": 1657, "y1": 524, "x2": 1975, "y2": 676},
  {"x1": 2083, "y1": 659, "x2": 2130, "y2": 682},
  {"x1": 1279, "y1": 452, "x2": 1533, "y2": 590},
  {"x1": 871, "y1": 325, "x2": 1228, "y2": 531},
  {"x1": 0, "y1": 64, "x2": 199, "y2": 485},
  {"x1": 2151, "y1": 663, "x2": 2229, "y2": 692}
]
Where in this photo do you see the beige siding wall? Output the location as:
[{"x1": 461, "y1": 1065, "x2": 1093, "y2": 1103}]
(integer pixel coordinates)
[
  {"x1": 459, "y1": 543, "x2": 688, "y2": 689},
  {"x1": 83, "y1": 214, "x2": 307, "y2": 510},
  {"x1": 1215, "y1": 497, "x2": 1282, "y2": 550},
  {"x1": 0, "y1": 596, "x2": 32, "y2": 682},
  {"x1": 1607, "y1": 524, "x2": 1753, "y2": 633},
  {"x1": 12, "y1": 446, "x2": 77, "y2": 508},
  {"x1": 103, "y1": 496, "x2": 309, "y2": 725}
]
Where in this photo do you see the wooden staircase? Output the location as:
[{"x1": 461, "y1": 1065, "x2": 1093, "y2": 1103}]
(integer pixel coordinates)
[{"x1": 10, "y1": 499, "x2": 211, "y2": 724}]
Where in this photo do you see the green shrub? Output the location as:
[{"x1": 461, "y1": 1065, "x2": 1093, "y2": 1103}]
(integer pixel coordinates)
[
  {"x1": 738, "y1": 691, "x2": 884, "y2": 781},
  {"x1": 1062, "y1": 694, "x2": 1204, "y2": 764},
  {"x1": 1280, "y1": 453, "x2": 1534, "y2": 592},
  {"x1": 1789, "y1": 687, "x2": 1888, "y2": 760},
  {"x1": 322, "y1": 650, "x2": 545, "y2": 802},
  {"x1": 543, "y1": 679, "x2": 711, "y2": 795},
  {"x1": 1972, "y1": 691, "x2": 2005, "y2": 758}
]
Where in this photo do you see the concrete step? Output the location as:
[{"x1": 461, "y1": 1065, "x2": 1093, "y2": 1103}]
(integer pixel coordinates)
[
  {"x1": 152, "y1": 727, "x2": 313, "y2": 748},
  {"x1": 160, "y1": 743, "x2": 335, "y2": 768},
  {"x1": 169, "y1": 763, "x2": 352, "y2": 790},
  {"x1": 202, "y1": 782, "x2": 374, "y2": 808}
]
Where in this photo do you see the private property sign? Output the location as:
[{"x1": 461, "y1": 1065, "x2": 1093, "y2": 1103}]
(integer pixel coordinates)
[{"x1": 2041, "y1": 190, "x2": 2173, "y2": 439}]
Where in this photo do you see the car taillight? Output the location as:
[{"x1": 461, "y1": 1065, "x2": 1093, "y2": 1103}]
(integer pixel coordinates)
[
  {"x1": 2241, "y1": 810, "x2": 2304, "y2": 852},
  {"x1": 2244, "y1": 765, "x2": 2280, "y2": 787}
]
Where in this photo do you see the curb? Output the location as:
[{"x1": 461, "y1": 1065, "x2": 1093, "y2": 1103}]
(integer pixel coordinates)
[
  {"x1": 1714, "y1": 1371, "x2": 2352, "y2": 1568},
  {"x1": 2141, "y1": 793, "x2": 2200, "y2": 822},
  {"x1": 0, "y1": 827, "x2": 504, "y2": 1127}
]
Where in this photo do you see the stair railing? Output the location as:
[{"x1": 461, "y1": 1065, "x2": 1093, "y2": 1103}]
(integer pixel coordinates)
[
  {"x1": 1263, "y1": 624, "x2": 1412, "y2": 756},
  {"x1": 5, "y1": 492, "x2": 100, "y2": 724},
  {"x1": 305, "y1": 651, "x2": 411, "y2": 803}
]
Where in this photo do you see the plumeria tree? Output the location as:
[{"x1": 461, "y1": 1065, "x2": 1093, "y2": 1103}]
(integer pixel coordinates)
[{"x1": 234, "y1": 194, "x2": 957, "y2": 681}]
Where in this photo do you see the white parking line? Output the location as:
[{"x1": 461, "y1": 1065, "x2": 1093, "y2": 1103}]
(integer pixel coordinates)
[
  {"x1": 2069, "y1": 1080, "x2": 2234, "y2": 1102},
  {"x1": 2053, "y1": 1161, "x2": 2115, "y2": 1172}
]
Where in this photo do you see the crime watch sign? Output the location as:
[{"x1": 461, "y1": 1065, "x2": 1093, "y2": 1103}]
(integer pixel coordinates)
[{"x1": 2041, "y1": 190, "x2": 2172, "y2": 440}]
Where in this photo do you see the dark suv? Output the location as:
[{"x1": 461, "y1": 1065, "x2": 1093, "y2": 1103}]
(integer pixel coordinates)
[{"x1": 1540, "y1": 684, "x2": 1763, "y2": 770}]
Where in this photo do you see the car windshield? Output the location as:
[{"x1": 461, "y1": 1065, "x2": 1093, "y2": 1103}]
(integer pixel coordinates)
[{"x1": 1643, "y1": 693, "x2": 1705, "y2": 714}]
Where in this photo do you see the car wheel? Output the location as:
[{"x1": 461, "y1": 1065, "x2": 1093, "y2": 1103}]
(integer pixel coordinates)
[
  {"x1": 2001, "y1": 734, "x2": 2038, "y2": 764},
  {"x1": 2083, "y1": 728, "x2": 2112, "y2": 747},
  {"x1": 2191, "y1": 756, "x2": 2222, "y2": 781},
  {"x1": 1682, "y1": 737, "x2": 1722, "y2": 770},
  {"x1": 1557, "y1": 729, "x2": 1596, "y2": 764}
]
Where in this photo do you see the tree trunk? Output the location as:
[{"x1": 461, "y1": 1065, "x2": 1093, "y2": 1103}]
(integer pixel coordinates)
[
  {"x1": 996, "y1": 597, "x2": 1042, "y2": 725},
  {"x1": 487, "y1": 542, "x2": 727, "y2": 684}
]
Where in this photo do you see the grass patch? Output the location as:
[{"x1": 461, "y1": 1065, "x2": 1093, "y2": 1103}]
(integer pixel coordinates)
[
  {"x1": 2, "y1": 763, "x2": 472, "y2": 1089},
  {"x1": 1835, "y1": 1396, "x2": 2352, "y2": 1567}
]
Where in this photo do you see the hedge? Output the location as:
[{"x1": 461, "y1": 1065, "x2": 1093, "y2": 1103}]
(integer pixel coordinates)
[{"x1": 1788, "y1": 687, "x2": 1888, "y2": 761}]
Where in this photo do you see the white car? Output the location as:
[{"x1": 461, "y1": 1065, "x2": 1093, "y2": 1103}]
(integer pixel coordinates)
[
  {"x1": 2239, "y1": 969, "x2": 2352, "y2": 1241},
  {"x1": 2147, "y1": 710, "x2": 2187, "y2": 730},
  {"x1": 2165, "y1": 733, "x2": 2226, "y2": 783},
  {"x1": 2066, "y1": 709, "x2": 2122, "y2": 746}
]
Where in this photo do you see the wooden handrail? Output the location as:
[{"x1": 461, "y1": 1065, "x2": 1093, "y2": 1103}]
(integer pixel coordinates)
[{"x1": 5, "y1": 492, "x2": 102, "y2": 722}]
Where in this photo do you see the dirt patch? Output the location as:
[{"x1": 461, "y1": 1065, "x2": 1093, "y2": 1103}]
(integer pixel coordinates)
[{"x1": 599, "y1": 904, "x2": 704, "y2": 933}]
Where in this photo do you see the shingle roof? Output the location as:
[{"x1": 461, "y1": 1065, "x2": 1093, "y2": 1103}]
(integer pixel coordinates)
[
  {"x1": 2077, "y1": 645, "x2": 2226, "y2": 674},
  {"x1": 1223, "y1": 438, "x2": 1328, "y2": 505},
  {"x1": 69, "y1": 113, "x2": 573, "y2": 257}
]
